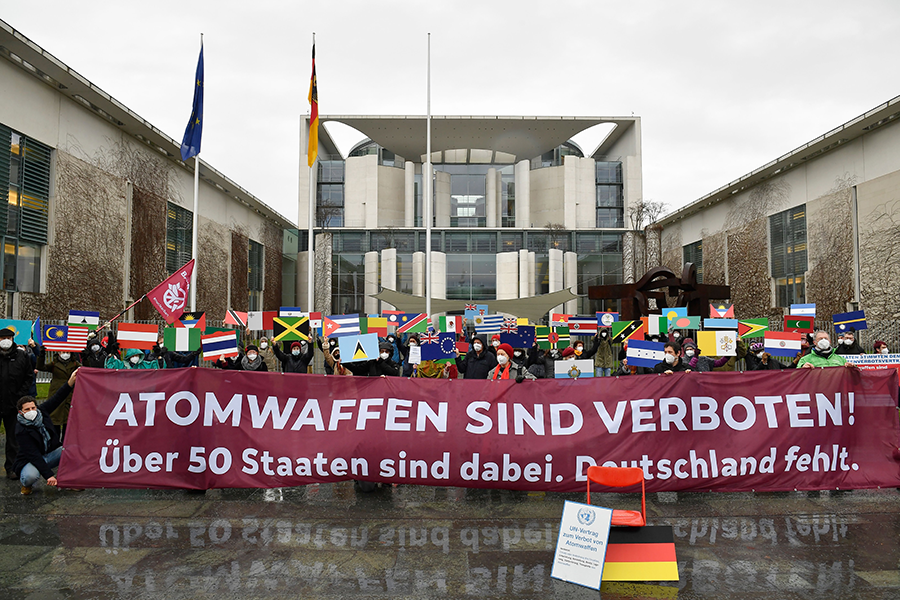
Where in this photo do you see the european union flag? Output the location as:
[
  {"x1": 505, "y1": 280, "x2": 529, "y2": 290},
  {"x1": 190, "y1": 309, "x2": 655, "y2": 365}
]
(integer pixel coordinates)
[{"x1": 180, "y1": 44, "x2": 204, "y2": 161}]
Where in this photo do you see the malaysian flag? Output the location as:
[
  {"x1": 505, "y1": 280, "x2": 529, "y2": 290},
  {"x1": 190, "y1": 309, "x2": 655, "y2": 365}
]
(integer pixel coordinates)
[{"x1": 42, "y1": 325, "x2": 91, "y2": 352}]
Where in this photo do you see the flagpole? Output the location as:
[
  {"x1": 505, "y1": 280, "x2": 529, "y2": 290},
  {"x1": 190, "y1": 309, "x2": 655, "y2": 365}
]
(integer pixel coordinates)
[
  {"x1": 190, "y1": 33, "x2": 202, "y2": 313},
  {"x1": 425, "y1": 33, "x2": 432, "y2": 319},
  {"x1": 307, "y1": 32, "x2": 316, "y2": 315}
]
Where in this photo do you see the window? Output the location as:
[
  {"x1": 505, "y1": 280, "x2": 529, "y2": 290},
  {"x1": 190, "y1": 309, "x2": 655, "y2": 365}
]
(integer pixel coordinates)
[
  {"x1": 501, "y1": 168, "x2": 515, "y2": 227},
  {"x1": 332, "y1": 253, "x2": 365, "y2": 314},
  {"x1": 596, "y1": 161, "x2": 624, "y2": 228},
  {"x1": 446, "y1": 254, "x2": 496, "y2": 300},
  {"x1": 166, "y1": 202, "x2": 193, "y2": 274},
  {"x1": 770, "y1": 205, "x2": 807, "y2": 307},
  {"x1": 1, "y1": 123, "x2": 50, "y2": 292},
  {"x1": 683, "y1": 241, "x2": 703, "y2": 283},
  {"x1": 248, "y1": 239, "x2": 264, "y2": 310},
  {"x1": 317, "y1": 160, "x2": 344, "y2": 227},
  {"x1": 577, "y1": 233, "x2": 623, "y2": 314}
]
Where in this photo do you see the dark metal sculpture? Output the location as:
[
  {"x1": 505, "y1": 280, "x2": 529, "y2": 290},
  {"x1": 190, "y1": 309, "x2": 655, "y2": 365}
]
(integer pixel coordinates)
[{"x1": 588, "y1": 263, "x2": 730, "y2": 319}]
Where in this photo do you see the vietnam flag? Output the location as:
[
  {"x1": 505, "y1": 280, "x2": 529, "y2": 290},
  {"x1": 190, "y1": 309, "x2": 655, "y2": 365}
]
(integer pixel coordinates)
[{"x1": 307, "y1": 42, "x2": 318, "y2": 167}]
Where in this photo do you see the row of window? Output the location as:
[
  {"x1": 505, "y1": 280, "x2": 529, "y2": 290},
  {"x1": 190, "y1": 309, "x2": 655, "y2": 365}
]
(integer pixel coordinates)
[{"x1": 682, "y1": 205, "x2": 809, "y2": 307}]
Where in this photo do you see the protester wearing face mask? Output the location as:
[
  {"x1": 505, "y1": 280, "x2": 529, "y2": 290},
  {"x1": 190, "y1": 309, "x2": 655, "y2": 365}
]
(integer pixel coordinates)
[
  {"x1": 399, "y1": 334, "x2": 423, "y2": 377},
  {"x1": 105, "y1": 347, "x2": 161, "y2": 370},
  {"x1": 873, "y1": 341, "x2": 889, "y2": 355},
  {"x1": 584, "y1": 329, "x2": 613, "y2": 377},
  {"x1": 455, "y1": 334, "x2": 497, "y2": 379},
  {"x1": 273, "y1": 340, "x2": 315, "y2": 374},
  {"x1": 317, "y1": 336, "x2": 341, "y2": 375},
  {"x1": 30, "y1": 338, "x2": 79, "y2": 441},
  {"x1": 0, "y1": 328, "x2": 33, "y2": 480},
  {"x1": 488, "y1": 343, "x2": 535, "y2": 382},
  {"x1": 322, "y1": 338, "x2": 353, "y2": 376},
  {"x1": 488, "y1": 334, "x2": 501, "y2": 356},
  {"x1": 680, "y1": 338, "x2": 736, "y2": 372},
  {"x1": 257, "y1": 337, "x2": 281, "y2": 372},
  {"x1": 510, "y1": 346, "x2": 526, "y2": 367},
  {"x1": 653, "y1": 342, "x2": 691, "y2": 374},
  {"x1": 15, "y1": 369, "x2": 79, "y2": 495},
  {"x1": 797, "y1": 331, "x2": 856, "y2": 369},
  {"x1": 835, "y1": 331, "x2": 864, "y2": 355},
  {"x1": 81, "y1": 333, "x2": 111, "y2": 368},
  {"x1": 743, "y1": 341, "x2": 786, "y2": 371},
  {"x1": 373, "y1": 341, "x2": 400, "y2": 376}
]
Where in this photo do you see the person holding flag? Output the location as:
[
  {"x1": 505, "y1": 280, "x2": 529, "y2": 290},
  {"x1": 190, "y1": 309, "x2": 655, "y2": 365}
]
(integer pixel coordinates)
[
  {"x1": 0, "y1": 328, "x2": 33, "y2": 480},
  {"x1": 29, "y1": 338, "x2": 79, "y2": 441}
]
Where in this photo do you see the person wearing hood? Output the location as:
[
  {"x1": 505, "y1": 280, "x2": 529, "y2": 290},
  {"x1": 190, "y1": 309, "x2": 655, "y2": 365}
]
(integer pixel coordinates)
[
  {"x1": 105, "y1": 347, "x2": 160, "y2": 370},
  {"x1": 487, "y1": 343, "x2": 536, "y2": 381},
  {"x1": 399, "y1": 334, "x2": 422, "y2": 377},
  {"x1": 257, "y1": 337, "x2": 281, "y2": 372},
  {"x1": 455, "y1": 334, "x2": 497, "y2": 379},
  {"x1": 510, "y1": 346, "x2": 527, "y2": 368},
  {"x1": 317, "y1": 336, "x2": 341, "y2": 375},
  {"x1": 0, "y1": 327, "x2": 33, "y2": 480},
  {"x1": 15, "y1": 368, "x2": 79, "y2": 495},
  {"x1": 653, "y1": 341, "x2": 691, "y2": 374},
  {"x1": 835, "y1": 330, "x2": 864, "y2": 355},
  {"x1": 82, "y1": 332, "x2": 111, "y2": 368},
  {"x1": 526, "y1": 343, "x2": 561, "y2": 379},
  {"x1": 385, "y1": 334, "x2": 402, "y2": 364},
  {"x1": 374, "y1": 341, "x2": 400, "y2": 376},
  {"x1": 322, "y1": 340, "x2": 353, "y2": 376},
  {"x1": 613, "y1": 339, "x2": 652, "y2": 375},
  {"x1": 797, "y1": 331, "x2": 857, "y2": 369},
  {"x1": 583, "y1": 329, "x2": 614, "y2": 377},
  {"x1": 274, "y1": 340, "x2": 314, "y2": 374},
  {"x1": 30, "y1": 338, "x2": 79, "y2": 440},
  {"x1": 744, "y1": 341, "x2": 786, "y2": 371}
]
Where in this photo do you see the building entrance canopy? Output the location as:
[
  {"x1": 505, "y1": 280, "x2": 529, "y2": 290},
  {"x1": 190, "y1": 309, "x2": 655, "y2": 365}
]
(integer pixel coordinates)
[{"x1": 371, "y1": 288, "x2": 580, "y2": 323}]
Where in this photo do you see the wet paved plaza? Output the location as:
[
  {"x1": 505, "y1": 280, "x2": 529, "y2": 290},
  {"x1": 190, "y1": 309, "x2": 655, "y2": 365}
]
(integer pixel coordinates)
[{"x1": 1, "y1": 464, "x2": 899, "y2": 600}]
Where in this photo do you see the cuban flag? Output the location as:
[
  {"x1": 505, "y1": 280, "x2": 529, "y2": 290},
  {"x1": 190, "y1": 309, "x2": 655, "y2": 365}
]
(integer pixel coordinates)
[{"x1": 323, "y1": 314, "x2": 361, "y2": 338}]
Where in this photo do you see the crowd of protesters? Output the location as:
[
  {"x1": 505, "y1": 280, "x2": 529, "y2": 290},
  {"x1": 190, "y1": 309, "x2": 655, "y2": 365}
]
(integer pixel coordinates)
[{"x1": 0, "y1": 318, "x2": 893, "y2": 495}]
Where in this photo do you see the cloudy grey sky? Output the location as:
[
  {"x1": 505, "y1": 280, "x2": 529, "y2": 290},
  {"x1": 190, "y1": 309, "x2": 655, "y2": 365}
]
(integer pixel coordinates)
[{"x1": 5, "y1": 1, "x2": 900, "y2": 225}]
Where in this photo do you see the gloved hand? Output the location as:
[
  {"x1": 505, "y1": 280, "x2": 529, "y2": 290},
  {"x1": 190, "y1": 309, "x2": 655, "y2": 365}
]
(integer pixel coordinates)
[{"x1": 515, "y1": 375, "x2": 525, "y2": 383}]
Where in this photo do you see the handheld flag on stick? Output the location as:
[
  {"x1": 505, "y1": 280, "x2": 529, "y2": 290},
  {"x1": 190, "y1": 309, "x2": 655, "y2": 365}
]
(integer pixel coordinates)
[
  {"x1": 180, "y1": 43, "x2": 204, "y2": 161},
  {"x1": 789, "y1": 303, "x2": 816, "y2": 317},
  {"x1": 273, "y1": 316, "x2": 310, "y2": 342},
  {"x1": 704, "y1": 318, "x2": 738, "y2": 330},
  {"x1": 307, "y1": 42, "x2": 318, "y2": 167},
  {"x1": 323, "y1": 314, "x2": 361, "y2": 337},
  {"x1": 596, "y1": 311, "x2": 619, "y2": 328},
  {"x1": 32, "y1": 316, "x2": 42, "y2": 346},
  {"x1": 146, "y1": 259, "x2": 195, "y2": 324},
  {"x1": 500, "y1": 325, "x2": 535, "y2": 349},
  {"x1": 421, "y1": 332, "x2": 457, "y2": 360}
]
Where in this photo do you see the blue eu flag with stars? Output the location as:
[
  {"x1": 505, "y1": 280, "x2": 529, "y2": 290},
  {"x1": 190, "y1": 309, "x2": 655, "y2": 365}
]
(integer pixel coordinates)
[{"x1": 180, "y1": 44, "x2": 204, "y2": 161}]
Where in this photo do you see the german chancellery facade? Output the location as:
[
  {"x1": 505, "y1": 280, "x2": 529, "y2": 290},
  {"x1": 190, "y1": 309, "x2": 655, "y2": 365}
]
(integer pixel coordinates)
[
  {"x1": 656, "y1": 94, "x2": 900, "y2": 347},
  {"x1": 296, "y1": 115, "x2": 644, "y2": 318},
  {"x1": 0, "y1": 19, "x2": 298, "y2": 322}
]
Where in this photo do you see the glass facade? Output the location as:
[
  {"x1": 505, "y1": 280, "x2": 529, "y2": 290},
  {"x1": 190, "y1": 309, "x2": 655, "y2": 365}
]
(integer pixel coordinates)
[
  {"x1": 316, "y1": 160, "x2": 344, "y2": 227},
  {"x1": 683, "y1": 240, "x2": 703, "y2": 283},
  {"x1": 166, "y1": 202, "x2": 192, "y2": 275},
  {"x1": 596, "y1": 161, "x2": 624, "y2": 228},
  {"x1": 770, "y1": 205, "x2": 807, "y2": 307}
]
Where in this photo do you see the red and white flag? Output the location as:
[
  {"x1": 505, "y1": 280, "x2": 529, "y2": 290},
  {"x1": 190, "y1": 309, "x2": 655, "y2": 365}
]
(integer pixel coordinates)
[
  {"x1": 146, "y1": 259, "x2": 194, "y2": 324},
  {"x1": 117, "y1": 323, "x2": 159, "y2": 350}
]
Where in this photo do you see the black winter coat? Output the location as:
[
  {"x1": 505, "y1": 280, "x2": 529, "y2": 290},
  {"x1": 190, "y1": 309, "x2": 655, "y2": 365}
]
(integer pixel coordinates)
[
  {"x1": 0, "y1": 347, "x2": 33, "y2": 416},
  {"x1": 744, "y1": 353, "x2": 786, "y2": 371},
  {"x1": 455, "y1": 349, "x2": 497, "y2": 380},
  {"x1": 274, "y1": 342, "x2": 314, "y2": 373},
  {"x1": 13, "y1": 383, "x2": 71, "y2": 478}
]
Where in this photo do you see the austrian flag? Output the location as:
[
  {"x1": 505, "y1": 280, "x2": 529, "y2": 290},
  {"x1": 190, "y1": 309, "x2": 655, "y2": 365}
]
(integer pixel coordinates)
[{"x1": 147, "y1": 259, "x2": 195, "y2": 324}]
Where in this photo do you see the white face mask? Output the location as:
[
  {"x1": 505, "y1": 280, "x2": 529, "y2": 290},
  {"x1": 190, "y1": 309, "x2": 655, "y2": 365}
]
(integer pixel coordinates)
[
  {"x1": 513, "y1": 351, "x2": 522, "y2": 357},
  {"x1": 756, "y1": 351, "x2": 765, "y2": 358},
  {"x1": 574, "y1": 346, "x2": 583, "y2": 354},
  {"x1": 23, "y1": 409, "x2": 38, "y2": 421},
  {"x1": 0, "y1": 339, "x2": 12, "y2": 350},
  {"x1": 497, "y1": 355, "x2": 508, "y2": 365},
  {"x1": 292, "y1": 349, "x2": 301, "y2": 356},
  {"x1": 664, "y1": 354, "x2": 676, "y2": 365},
  {"x1": 380, "y1": 352, "x2": 390, "y2": 360},
  {"x1": 816, "y1": 339, "x2": 831, "y2": 351},
  {"x1": 409, "y1": 342, "x2": 417, "y2": 347},
  {"x1": 842, "y1": 338, "x2": 853, "y2": 345},
  {"x1": 492, "y1": 340, "x2": 500, "y2": 347},
  {"x1": 473, "y1": 343, "x2": 482, "y2": 352},
  {"x1": 260, "y1": 342, "x2": 268, "y2": 349},
  {"x1": 684, "y1": 350, "x2": 695, "y2": 358},
  {"x1": 880, "y1": 347, "x2": 889, "y2": 354},
  {"x1": 91, "y1": 344, "x2": 101, "y2": 352},
  {"x1": 129, "y1": 356, "x2": 141, "y2": 365},
  {"x1": 247, "y1": 353, "x2": 258, "y2": 361},
  {"x1": 59, "y1": 353, "x2": 71, "y2": 361},
  {"x1": 672, "y1": 332, "x2": 680, "y2": 339}
]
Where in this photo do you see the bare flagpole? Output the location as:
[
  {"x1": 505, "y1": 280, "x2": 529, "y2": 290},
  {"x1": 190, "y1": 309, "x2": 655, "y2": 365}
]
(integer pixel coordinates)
[{"x1": 425, "y1": 33, "x2": 432, "y2": 319}]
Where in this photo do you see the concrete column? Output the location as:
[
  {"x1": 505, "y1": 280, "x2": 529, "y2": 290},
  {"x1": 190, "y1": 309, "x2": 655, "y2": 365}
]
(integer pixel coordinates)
[
  {"x1": 381, "y1": 248, "x2": 397, "y2": 311},
  {"x1": 404, "y1": 161, "x2": 415, "y2": 227},
  {"x1": 518, "y1": 249, "x2": 529, "y2": 298},
  {"x1": 549, "y1": 248, "x2": 563, "y2": 315},
  {"x1": 365, "y1": 251, "x2": 379, "y2": 315},
  {"x1": 496, "y1": 252, "x2": 519, "y2": 300},
  {"x1": 412, "y1": 251, "x2": 425, "y2": 296},
  {"x1": 528, "y1": 251, "x2": 536, "y2": 297},
  {"x1": 431, "y1": 251, "x2": 446, "y2": 300},
  {"x1": 314, "y1": 232, "x2": 333, "y2": 316},
  {"x1": 435, "y1": 171, "x2": 451, "y2": 227},
  {"x1": 623, "y1": 230, "x2": 636, "y2": 284},
  {"x1": 646, "y1": 225, "x2": 662, "y2": 269},
  {"x1": 564, "y1": 251, "x2": 578, "y2": 315},
  {"x1": 496, "y1": 170, "x2": 503, "y2": 227},
  {"x1": 515, "y1": 160, "x2": 531, "y2": 228},
  {"x1": 486, "y1": 167, "x2": 497, "y2": 228},
  {"x1": 297, "y1": 251, "x2": 311, "y2": 310}
]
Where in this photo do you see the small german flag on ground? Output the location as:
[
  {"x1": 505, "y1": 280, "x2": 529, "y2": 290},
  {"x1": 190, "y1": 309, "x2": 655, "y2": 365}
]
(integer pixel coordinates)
[{"x1": 602, "y1": 526, "x2": 679, "y2": 582}]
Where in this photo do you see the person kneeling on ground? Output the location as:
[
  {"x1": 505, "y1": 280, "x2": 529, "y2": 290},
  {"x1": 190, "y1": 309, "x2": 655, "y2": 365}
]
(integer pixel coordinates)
[
  {"x1": 15, "y1": 368, "x2": 79, "y2": 495},
  {"x1": 488, "y1": 343, "x2": 536, "y2": 382}
]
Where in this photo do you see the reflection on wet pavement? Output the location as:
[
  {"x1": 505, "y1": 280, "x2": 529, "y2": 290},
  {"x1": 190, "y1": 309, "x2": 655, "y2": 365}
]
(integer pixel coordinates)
[{"x1": 0, "y1": 481, "x2": 899, "y2": 599}]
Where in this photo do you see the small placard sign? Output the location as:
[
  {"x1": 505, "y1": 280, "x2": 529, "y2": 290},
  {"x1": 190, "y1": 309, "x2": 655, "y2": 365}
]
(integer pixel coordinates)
[{"x1": 551, "y1": 500, "x2": 613, "y2": 590}]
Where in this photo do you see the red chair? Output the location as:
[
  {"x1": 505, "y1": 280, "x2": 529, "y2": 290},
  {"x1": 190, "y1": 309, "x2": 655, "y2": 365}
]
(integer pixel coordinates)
[{"x1": 586, "y1": 466, "x2": 646, "y2": 527}]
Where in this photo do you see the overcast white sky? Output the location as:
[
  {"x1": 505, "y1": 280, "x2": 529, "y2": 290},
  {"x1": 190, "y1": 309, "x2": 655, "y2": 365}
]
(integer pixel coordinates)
[{"x1": 5, "y1": 1, "x2": 900, "y2": 225}]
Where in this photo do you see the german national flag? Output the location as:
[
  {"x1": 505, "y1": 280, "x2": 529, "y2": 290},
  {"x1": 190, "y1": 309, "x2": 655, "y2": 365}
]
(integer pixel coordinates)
[{"x1": 602, "y1": 526, "x2": 679, "y2": 582}]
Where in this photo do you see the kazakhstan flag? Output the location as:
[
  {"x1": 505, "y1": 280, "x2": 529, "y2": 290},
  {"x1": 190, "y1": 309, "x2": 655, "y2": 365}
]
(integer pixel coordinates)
[{"x1": 180, "y1": 43, "x2": 204, "y2": 161}]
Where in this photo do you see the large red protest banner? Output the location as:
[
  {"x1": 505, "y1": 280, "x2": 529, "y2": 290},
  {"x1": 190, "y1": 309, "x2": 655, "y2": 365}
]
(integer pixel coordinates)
[{"x1": 59, "y1": 368, "x2": 900, "y2": 492}]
